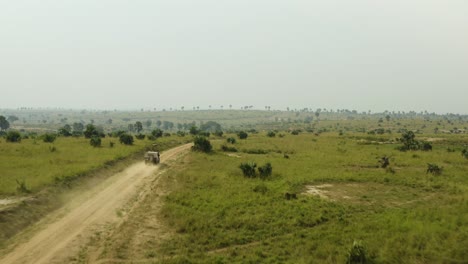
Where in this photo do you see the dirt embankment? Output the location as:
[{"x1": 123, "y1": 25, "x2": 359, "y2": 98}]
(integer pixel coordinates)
[{"x1": 0, "y1": 143, "x2": 192, "y2": 264}]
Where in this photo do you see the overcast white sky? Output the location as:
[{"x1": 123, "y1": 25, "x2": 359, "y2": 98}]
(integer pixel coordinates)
[{"x1": 1, "y1": 1, "x2": 467, "y2": 113}]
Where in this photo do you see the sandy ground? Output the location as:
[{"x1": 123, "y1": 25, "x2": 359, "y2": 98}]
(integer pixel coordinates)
[{"x1": 0, "y1": 143, "x2": 191, "y2": 264}]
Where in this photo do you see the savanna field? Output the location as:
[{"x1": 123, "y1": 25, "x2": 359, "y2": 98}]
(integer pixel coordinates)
[
  {"x1": 158, "y1": 132, "x2": 468, "y2": 263},
  {"x1": 0, "y1": 110, "x2": 467, "y2": 263}
]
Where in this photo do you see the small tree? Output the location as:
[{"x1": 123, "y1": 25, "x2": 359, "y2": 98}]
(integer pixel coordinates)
[
  {"x1": 135, "y1": 121, "x2": 143, "y2": 133},
  {"x1": 267, "y1": 131, "x2": 276, "y2": 137},
  {"x1": 189, "y1": 126, "x2": 200, "y2": 135},
  {"x1": 239, "y1": 162, "x2": 256, "y2": 178},
  {"x1": 0, "y1": 116, "x2": 10, "y2": 131},
  {"x1": 5, "y1": 131, "x2": 21, "y2": 142},
  {"x1": 192, "y1": 136, "x2": 212, "y2": 153},
  {"x1": 227, "y1": 137, "x2": 236, "y2": 144},
  {"x1": 84, "y1": 124, "x2": 99, "y2": 139},
  {"x1": 90, "y1": 135, "x2": 101, "y2": 147},
  {"x1": 58, "y1": 124, "x2": 72, "y2": 137},
  {"x1": 135, "y1": 134, "x2": 146, "y2": 140},
  {"x1": 237, "y1": 131, "x2": 248, "y2": 139},
  {"x1": 119, "y1": 133, "x2": 134, "y2": 145}
]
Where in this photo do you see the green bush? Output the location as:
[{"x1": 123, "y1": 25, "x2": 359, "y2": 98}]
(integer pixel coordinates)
[
  {"x1": 5, "y1": 131, "x2": 21, "y2": 143},
  {"x1": 346, "y1": 240, "x2": 368, "y2": 264},
  {"x1": 42, "y1": 133, "x2": 57, "y2": 143},
  {"x1": 135, "y1": 134, "x2": 146, "y2": 140},
  {"x1": 151, "y1": 129, "x2": 163, "y2": 138},
  {"x1": 258, "y1": 162, "x2": 272, "y2": 179},
  {"x1": 291, "y1": 130, "x2": 300, "y2": 135},
  {"x1": 192, "y1": 136, "x2": 212, "y2": 153},
  {"x1": 221, "y1": 145, "x2": 237, "y2": 152},
  {"x1": 227, "y1": 137, "x2": 236, "y2": 144},
  {"x1": 214, "y1": 130, "x2": 223, "y2": 137},
  {"x1": 237, "y1": 131, "x2": 248, "y2": 139},
  {"x1": 90, "y1": 136, "x2": 102, "y2": 147},
  {"x1": 427, "y1": 163, "x2": 443, "y2": 175},
  {"x1": 267, "y1": 131, "x2": 276, "y2": 137},
  {"x1": 461, "y1": 149, "x2": 468, "y2": 159},
  {"x1": 119, "y1": 133, "x2": 134, "y2": 145},
  {"x1": 239, "y1": 162, "x2": 256, "y2": 178}
]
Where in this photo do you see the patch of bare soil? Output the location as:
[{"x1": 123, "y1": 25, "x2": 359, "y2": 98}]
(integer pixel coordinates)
[
  {"x1": 304, "y1": 182, "x2": 433, "y2": 207},
  {"x1": 0, "y1": 197, "x2": 34, "y2": 212},
  {"x1": 422, "y1": 137, "x2": 445, "y2": 142},
  {"x1": 0, "y1": 143, "x2": 192, "y2": 264}
]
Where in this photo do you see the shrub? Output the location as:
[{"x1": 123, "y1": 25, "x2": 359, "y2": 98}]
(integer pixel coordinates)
[
  {"x1": 90, "y1": 136, "x2": 102, "y2": 147},
  {"x1": 42, "y1": 133, "x2": 57, "y2": 143},
  {"x1": 427, "y1": 163, "x2": 443, "y2": 175},
  {"x1": 421, "y1": 142, "x2": 433, "y2": 151},
  {"x1": 346, "y1": 240, "x2": 368, "y2": 264},
  {"x1": 177, "y1": 131, "x2": 186, "y2": 137},
  {"x1": 135, "y1": 134, "x2": 146, "y2": 140},
  {"x1": 192, "y1": 136, "x2": 212, "y2": 153},
  {"x1": 151, "y1": 129, "x2": 163, "y2": 138},
  {"x1": 214, "y1": 130, "x2": 223, "y2": 137},
  {"x1": 237, "y1": 131, "x2": 248, "y2": 139},
  {"x1": 239, "y1": 162, "x2": 256, "y2": 178},
  {"x1": 227, "y1": 137, "x2": 236, "y2": 144},
  {"x1": 221, "y1": 145, "x2": 237, "y2": 152},
  {"x1": 198, "y1": 131, "x2": 210, "y2": 137},
  {"x1": 164, "y1": 132, "x2": 171, "y2": 137},
  {"x1": 461, "y1": 149, "x2": 468, "y2": 159},
  {"x1": 84, "y1": 124, "x2": 99, "y2": 139},
  {"x1": 189, "y1": 126, "x2": 199, "y2": 135},
  {"x1": 267, "y1": 131, "x2": 276, "y2": 137},
  {"x1": 291, "y1": 130, "x2": 300, "y2": 135},
  {"x1": 109, "y1": 141, "x2": 115, "y2": 148},
  {"x1": 5, "y1": 131, "x2": 21, "y2": 142},
  {"x1": 258, "y1": 162, "x2": 272, "y2": 179},
  {"x1": 119, "y1": 133, "x2": 134, "y2": 145}
]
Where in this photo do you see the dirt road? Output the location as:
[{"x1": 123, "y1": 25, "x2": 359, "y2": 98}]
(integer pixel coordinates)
[{"x1": 0, "y1": 143, "x2": 191, "y2": 264}]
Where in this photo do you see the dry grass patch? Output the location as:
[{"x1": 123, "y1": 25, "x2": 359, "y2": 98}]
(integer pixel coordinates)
[{"x1": 304, "y1": 182, "x2": 433, "y2": 207}]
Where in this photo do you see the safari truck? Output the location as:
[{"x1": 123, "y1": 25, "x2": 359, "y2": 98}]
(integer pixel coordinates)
[{"x1": 144, "y1": 151, "x2": 160, "y2": 164}]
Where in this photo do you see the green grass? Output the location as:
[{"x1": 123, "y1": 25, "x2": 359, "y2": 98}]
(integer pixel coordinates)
[
  {"x1": 0, "y1": 136, "x2": 189, "y2": 195},
  {"x1": 159, "y1": 132, "x2": 468, "y2": 263}
]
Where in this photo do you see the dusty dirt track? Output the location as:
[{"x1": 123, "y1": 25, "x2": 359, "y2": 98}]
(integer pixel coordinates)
[{"x1": 0, "y1": 143, "x2": 192, "y2": 264}]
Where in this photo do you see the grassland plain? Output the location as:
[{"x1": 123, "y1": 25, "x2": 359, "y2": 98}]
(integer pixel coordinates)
[
  {"x1": 155, "y1": 132, "x2": 468, "y2": 263},
  {"x1": 0, "y1": 135, "x2": 190, "y2": 248}
]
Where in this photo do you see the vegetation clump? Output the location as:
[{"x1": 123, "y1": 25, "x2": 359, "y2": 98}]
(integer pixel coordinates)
[
  {"x1": 267, "y1": 131, "x2": 276, "y2": 137},
  {"x1": 237, "y1": 131, "x2": 248, "y2": 139},
  {"x1": 192, "y1": 136, "x2": 212, "y2": 153},
  {"x1": 41, "y1": 133, "x2": 57, "y2": 143},
  {"x1": 5, "y1": 131, "x2": 21, "y2": 142},
  {"x1": 239, "y1": 162, "x2": 257, "y2": 177},
  {"x1": 258, "y1": 162, "x2": 272, "y2": 179},
  {"x1": 226, "y1": 137, "x2": 236, "y2": 144},
  {"x1": 90, "y1": 136, "x2": 102, "y2": 147},
  {"x1": 221, "y1": 144, "x2": 237, "y2": 152},
  {"x1": 462, "y1": 149, "x2": 468, "y2": 159},
  {"x1": 239, "y1": 162, "x2": 273, "y2": 179},
  {"x1": 119, "y1": 133, "x2": 134, "y2": 145},
  {"x1": 346, "y1": 240, "x2": 369, "y2": 264},
  {"x1": 398, "y1": 131, "x2": 432, "y2": 151},
  {"x1": 427, "y1": 163, "x2": 443, "y2": 175}
]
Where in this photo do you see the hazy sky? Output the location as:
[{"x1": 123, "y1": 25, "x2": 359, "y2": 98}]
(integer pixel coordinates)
[{"x1": 1, "y1": 1, "x2": 467, "y2": 113}]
